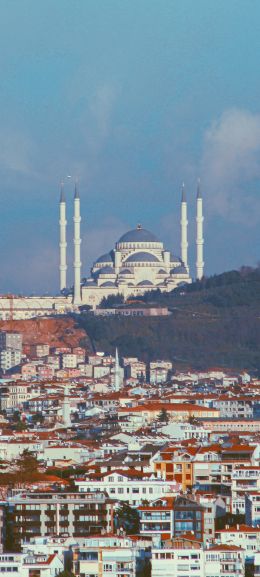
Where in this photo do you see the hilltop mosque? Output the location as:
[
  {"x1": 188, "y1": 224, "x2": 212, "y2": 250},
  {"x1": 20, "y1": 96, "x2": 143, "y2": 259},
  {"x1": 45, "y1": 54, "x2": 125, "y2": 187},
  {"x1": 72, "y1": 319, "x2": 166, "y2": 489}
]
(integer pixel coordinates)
[{"x1": 59, "y1": 184, "x2": 204, "y2": 308}]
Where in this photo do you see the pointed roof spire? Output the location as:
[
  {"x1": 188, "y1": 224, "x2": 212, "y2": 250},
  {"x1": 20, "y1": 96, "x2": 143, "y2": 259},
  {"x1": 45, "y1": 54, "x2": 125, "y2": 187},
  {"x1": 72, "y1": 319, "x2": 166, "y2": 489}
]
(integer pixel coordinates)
[
  {"x1": 115, "y1": 347, "x2": 119, "y2": 367},
  {"x1": 60, "y1": 181, "x2": 65, "y2": 203},
  {"x1": 197, "y1": 178, "x2": 202, "y2": 199},
  {"x1": 74, "y1": 180, "x2": 80, "y2": 199},
  {"x1": 181, "y1": 182, "x2": 186, "y2": 203}
]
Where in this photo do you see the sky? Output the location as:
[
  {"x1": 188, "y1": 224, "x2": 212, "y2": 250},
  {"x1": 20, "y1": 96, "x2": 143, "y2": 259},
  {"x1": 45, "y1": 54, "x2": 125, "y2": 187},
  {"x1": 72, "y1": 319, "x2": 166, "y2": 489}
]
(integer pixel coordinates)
[{"x1": 0, "y1": 0, "x2": 260, "y2": 293}]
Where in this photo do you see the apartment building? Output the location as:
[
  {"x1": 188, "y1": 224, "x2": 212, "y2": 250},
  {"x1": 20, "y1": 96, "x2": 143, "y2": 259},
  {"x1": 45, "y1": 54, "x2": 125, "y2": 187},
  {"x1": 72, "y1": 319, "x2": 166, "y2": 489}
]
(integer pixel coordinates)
[
  {"x1": 138, "y1": 496, "x2": 204, "y2": 541},
  {"x1": 216, "y1": 524, "x2": 260, "y2": 562},
  {"x1": 75, "y1": 470, "x2": 172, "y2": 506},
  {"x1": 0, "y1": 553, "x2": 63, "y2": 577},
  {"x1": 7, "y1": 491, "x2": 113, "y2": 549},
  {"x1": 0, "y1": 349, "x2": 22, "y2": 371},
  {"x1": 0, "y1": 331, "x2": 22, "y2": 352},
  {"x1": 231, "y1": 465, "x2": 260, "y2": 514},
  {"x1": 151, "y1": 543, "x2": 244, "y2": 577},
  {"x1": 72, "y1": 536, "x2": 147, "y2": 577}
]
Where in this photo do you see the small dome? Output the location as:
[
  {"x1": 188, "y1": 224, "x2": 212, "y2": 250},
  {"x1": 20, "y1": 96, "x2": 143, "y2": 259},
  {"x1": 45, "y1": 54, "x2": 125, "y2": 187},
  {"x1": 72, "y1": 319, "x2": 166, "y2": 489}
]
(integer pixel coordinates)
[
  {"x1": 172, "y1": 265, "x2": 188, "y2": 275},
  {"x1": 158, "y1": 268, "x2": 167, "y2": 274},
  {"x1": 119, "y1": 268, "x2": 133, "y2": 275},
  {"x1": 100, "y1": 281, "x2": 116, "y2": 287},
  {"x1": 118, "y1": 226, "x2": 159, "y2": 244},
  {"x1": 137, "y1": 280, "x2": 154, "y2": 286},
  {"x1": 98, "y1": 266, "x2": 115, "y2": 274},
  {"x1": 125, "y1": 252, "x2": 160, "y2": 263},
  {"x1": 95, "y1": 252, "x2": 113, "y2": 264}
]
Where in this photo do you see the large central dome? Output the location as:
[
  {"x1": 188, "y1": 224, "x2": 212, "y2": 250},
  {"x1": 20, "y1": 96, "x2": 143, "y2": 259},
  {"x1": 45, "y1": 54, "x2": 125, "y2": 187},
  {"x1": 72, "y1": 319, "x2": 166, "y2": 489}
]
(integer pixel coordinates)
[{"x1": 117, "y1": 225, "x2": 159, "y2": 244}]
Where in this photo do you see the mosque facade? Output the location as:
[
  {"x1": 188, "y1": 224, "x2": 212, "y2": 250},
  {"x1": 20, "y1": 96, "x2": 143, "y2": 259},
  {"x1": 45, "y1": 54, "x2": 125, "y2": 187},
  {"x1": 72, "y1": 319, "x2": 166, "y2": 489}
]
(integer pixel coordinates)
[{"x1": 59, "y1": 184, "x2": 204, "y2": 308}]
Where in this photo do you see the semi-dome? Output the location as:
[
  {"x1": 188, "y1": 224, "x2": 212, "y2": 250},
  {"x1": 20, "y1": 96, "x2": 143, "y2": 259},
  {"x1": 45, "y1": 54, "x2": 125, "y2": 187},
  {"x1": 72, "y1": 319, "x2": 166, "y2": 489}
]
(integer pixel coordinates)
[
  {"x1": 118, "y1": 226, "x2": 159, "y2": 244},
  {"x1": 97, "y1": 266, "x2": 115, "y2": 274},
  {"x1": 84, "y1": 279, "x2": 97, "y2": 286},
  {"x1": 125, "y1": 251, "x2": 160, "y2": 263},
  {"x1": 137, "y1": 280, "x2": 154, "y2": 286},
  {"x1": 119, "y1": 268, "x2": 133, "y2": 275},
  {"x1": 172, "y1": 265, "x2": 188, "y2": 275},
  {"x1": 100, "y1": 281, "x2": 116, "y2": 287},
  {"x1": 96, "y1": 252, "x2": 113, "y2": 264}
]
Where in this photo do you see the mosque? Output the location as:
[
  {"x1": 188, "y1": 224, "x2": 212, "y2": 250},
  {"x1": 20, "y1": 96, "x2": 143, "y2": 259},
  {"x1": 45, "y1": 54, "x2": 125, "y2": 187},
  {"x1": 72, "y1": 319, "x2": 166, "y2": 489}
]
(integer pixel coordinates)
[{"x1": 59, "y1": 183, "x2": 204, "y2": 308}]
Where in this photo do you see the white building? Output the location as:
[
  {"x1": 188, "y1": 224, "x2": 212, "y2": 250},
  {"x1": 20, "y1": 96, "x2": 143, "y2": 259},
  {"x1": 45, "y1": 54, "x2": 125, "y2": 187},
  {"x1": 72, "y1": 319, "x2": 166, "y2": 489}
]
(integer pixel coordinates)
[
  {"x1": 0, "y1": 349, "x2": 22, "y2": 371},
  {"x1": 75, "y1": 470, "x2": 172, "y2": 506},
  {"x1": 151, "y1": 544, "x2": 244, "y2": 577}
]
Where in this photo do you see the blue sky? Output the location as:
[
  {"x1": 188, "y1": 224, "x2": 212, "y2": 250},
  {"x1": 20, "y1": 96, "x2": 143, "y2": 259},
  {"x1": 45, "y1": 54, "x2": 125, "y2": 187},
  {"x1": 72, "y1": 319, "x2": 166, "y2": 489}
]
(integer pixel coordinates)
[{"x1": 0, "y1": 0, "x2": 259, "y2": 293}]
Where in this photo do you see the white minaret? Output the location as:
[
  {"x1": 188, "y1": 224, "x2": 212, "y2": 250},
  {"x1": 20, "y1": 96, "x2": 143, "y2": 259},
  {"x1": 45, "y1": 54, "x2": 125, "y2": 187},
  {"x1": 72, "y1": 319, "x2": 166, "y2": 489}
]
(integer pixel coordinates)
[
  {"x1": 180, "y1": 183, "x2": 188, "y2": 268},
  {"x1": 196, "y1": 180, "x2": 204, "y2": 280},
  {"x1": 62, "y1": 383, "x2": 71, "y2": 427},
  {"x1": 73, "y1": 183, "x2": 82, "y2": 305},
  {"x1": 114, "y1": 348, "x2": 121, "y2": 392},
  {"x1": 59, "y1": 183, "x2": 67, "y2": 292}
]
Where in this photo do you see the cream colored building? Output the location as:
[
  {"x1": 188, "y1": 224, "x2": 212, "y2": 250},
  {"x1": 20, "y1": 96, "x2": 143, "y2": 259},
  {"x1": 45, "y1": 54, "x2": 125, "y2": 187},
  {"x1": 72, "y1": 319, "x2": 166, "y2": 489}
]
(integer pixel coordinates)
[{"x1": 81, "y1": 225, "x2": 191, "y2": 307}]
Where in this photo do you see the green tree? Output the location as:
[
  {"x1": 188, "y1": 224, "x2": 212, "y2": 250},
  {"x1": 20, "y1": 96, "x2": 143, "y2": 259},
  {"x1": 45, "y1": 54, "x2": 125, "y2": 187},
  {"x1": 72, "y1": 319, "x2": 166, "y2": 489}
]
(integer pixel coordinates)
[
  {"x1": 114, "y1": 503, "x2": 140, "y2": 534},
  {"x1": 158, "y1": 408, "x2": 169, "y2": 423},
  {"x1": 16, "y1": 449, "x2": 39, "y2": 478}
]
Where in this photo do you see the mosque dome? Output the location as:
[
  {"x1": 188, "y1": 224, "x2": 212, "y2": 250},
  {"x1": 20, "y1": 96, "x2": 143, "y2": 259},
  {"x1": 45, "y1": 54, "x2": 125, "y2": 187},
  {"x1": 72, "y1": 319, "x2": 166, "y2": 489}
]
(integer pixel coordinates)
[
  {"x1": 96, "y1": 252, "x2": 113, "y2": 264},
  {"x1": 117, "y1": 225, "x2": 159, "y2": 244},
  {"x1": 119, "y1": 268, "x2": 133, "y2": 275},
  {"x1": 97, "y1": 266, "x2": 115, "y2": 274},
  {"x1": 100, "y1": 281, "x2": 116, "y2": 287},
  {"x1": 137, "y1": 280, "x2": 154, "y2": 286},
  {"x1": 125, "y1": 252, "x2": 160, "y2": 263},
  {"x1": 171, "y1": 265, "x2": 188, "y2": 275}
]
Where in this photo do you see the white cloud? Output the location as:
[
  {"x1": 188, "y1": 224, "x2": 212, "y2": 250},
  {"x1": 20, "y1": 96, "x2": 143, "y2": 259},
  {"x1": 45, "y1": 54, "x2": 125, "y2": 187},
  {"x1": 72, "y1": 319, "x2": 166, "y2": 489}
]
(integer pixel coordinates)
[{"x1": 201, "y1": 108, "x2": 260, "y2": 223}]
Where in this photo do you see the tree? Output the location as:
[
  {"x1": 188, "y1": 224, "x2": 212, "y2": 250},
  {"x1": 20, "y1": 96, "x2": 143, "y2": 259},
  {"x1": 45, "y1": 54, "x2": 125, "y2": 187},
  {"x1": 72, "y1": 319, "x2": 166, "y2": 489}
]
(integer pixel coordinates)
[
  {"x1": 114, "y1": 503, "x2": 140, "y2": 534},
  {"x1": 158, "y1": 408, "x2": 169, "y2": 423},
  {"x1": 16, "y1": 449, "x2": 39, "y2": 479},
  {"x1": 100, "y1": 293, "x2": 124, "y2": 308}
]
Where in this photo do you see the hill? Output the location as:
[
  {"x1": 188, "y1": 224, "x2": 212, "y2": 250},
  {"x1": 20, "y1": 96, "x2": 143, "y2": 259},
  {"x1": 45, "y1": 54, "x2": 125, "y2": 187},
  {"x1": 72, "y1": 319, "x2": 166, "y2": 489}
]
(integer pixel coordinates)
[
  {"x1": 0, "y1": 317, "x2": 91, "y2": 353},
  {"x1": 77, "y1": 267, "x2": 260, "y2": 372}
]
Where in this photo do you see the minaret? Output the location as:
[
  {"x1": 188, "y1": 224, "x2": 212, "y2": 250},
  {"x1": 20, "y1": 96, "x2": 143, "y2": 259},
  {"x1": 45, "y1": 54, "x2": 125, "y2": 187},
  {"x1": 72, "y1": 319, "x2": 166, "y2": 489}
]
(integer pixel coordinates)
[
  {"x1": 180, "y1": 183, "x2": 188, "y2": 268},
  {"x1": 196, "y1": 180, "x2": 204, "y2": 280},
  {"x1": 59, "y1": 182, "x2": 67, "y2": 291},
  {"x1": 114, "y1": 348, "x2": 121, "y2": 392},
  {"x1": 62, "y1": 383, "x2": 71, "y2": 427},
  {"x1": 73, "y1": 182, "x2": 82, "y2": 305}
]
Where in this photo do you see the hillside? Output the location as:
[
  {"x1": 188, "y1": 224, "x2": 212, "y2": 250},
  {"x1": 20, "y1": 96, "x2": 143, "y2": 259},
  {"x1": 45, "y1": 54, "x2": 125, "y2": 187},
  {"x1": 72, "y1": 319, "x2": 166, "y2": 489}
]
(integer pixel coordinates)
[
  {"x1": 0, "y1": 317, "x2": 91, "y2": 354},
  {"x1": 78, "y1": 267, "x2": 260, "y2": 372}
]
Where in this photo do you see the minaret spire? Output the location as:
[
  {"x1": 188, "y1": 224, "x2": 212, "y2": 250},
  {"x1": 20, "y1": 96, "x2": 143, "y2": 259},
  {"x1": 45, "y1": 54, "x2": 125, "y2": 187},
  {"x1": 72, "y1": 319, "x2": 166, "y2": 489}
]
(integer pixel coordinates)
[
  {"x1": 73, "y1": 180, "x2": 82, "y2": 305},
  {"x1": 114, "y1": 348, "x2": 122, "y2": 392},
  {"x1": 59, "y1": 181, "x2": 67, "y2": 291},
  {"x1": 180, "y1": 183, "x2": 188, "y2": 269},
  {"x1": 196, "y1": 179, "x2": 204, "y2": 280}
]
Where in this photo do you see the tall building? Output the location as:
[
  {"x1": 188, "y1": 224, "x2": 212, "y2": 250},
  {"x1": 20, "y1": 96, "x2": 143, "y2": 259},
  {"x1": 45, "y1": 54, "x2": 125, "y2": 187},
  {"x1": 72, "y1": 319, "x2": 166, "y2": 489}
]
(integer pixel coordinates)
[{"x1": 0, "y1": 332, "x2": 22, "y2": 352}]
